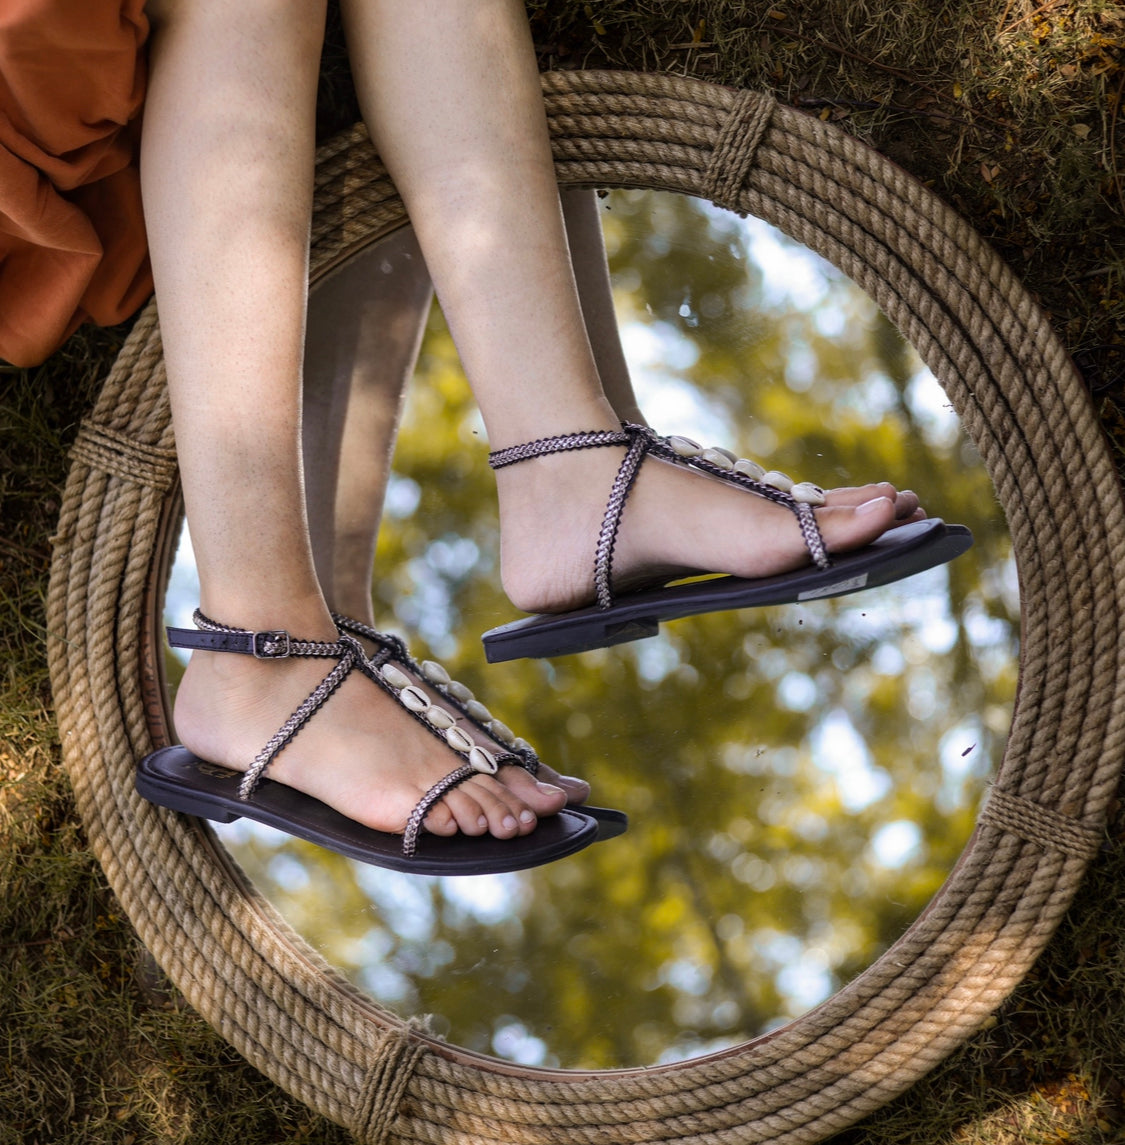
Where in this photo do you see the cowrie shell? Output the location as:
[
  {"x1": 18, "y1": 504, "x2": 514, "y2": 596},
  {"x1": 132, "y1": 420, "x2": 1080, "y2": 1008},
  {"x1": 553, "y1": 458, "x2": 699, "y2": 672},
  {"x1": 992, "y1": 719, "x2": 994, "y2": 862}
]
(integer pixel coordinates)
[
  {"x1": 425, "y1": 706, "x2": 456, "y2": 730},
  {"x1": 464, "y1": 699, "x2": 492, "y2": 723},
  {"x1": 700, "y1": 447, "x2": 735, "y2": 470},
  {"x1": 399, "y1": 685, "x2": 429, "y2": 712},
  {"x1": 468, "y1": 746, "x2": 499, "y2": 774},
  {"x1": 734, "y1": 458, "x2": 765, "y2": 480},
  {"x1": 420, "y1": 659, "x2": 451, "y2": 685},
  {"x1": 445, "y1": 681, "x2": 473, "y2": 703},
  {"x1": 512, "y1": 737, "x2": 534, "y2": 755},
  {"x1": 445, "y1": 726, "x2": 475, "y2": 753},
  {"x1": 488, "y1": 719, "x2": 516, "y2": 745},
  {"x1": 667, "y1": 435, "x2": 702, "y2": 457},
  {"x1": 381, "y1": 663, "x2": 411, "y2": 690},
  {"x1": 762, "y1": 470, "x2": 794, "y2": 491},
  {"x1": 791, "y1": 481, "x2": 826, "y2": 506}
]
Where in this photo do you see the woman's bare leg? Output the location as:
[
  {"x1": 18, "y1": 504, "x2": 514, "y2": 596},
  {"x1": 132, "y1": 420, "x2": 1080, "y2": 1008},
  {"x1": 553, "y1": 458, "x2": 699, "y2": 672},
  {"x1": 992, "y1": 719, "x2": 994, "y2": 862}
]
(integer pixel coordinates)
[
  {"x1": 141, "y1": 0, "x2": 566, "y2": 841},
  {"x1": 340, "y1": 0, "x2": 918, "y2": 616}
]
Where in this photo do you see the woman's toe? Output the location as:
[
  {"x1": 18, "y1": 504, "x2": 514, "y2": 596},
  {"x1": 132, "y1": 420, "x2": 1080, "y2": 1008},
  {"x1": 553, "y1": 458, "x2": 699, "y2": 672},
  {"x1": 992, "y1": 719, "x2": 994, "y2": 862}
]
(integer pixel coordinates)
[
  {"x1": 422, "y1": 802, "x2": 459, "y2": 836},
  {"x1": 894, "y1": 489, "x2": 922, "y2": 519},
  {"x1": 821, "y1": 496, "x2": 898, "y2": 553}
]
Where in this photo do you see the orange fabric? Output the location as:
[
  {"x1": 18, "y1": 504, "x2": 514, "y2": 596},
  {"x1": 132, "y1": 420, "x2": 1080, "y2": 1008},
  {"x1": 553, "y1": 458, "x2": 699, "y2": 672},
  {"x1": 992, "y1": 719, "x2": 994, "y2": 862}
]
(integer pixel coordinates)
[{"x1": 0, "y1": 0, "x2": 152, "y2": 367}]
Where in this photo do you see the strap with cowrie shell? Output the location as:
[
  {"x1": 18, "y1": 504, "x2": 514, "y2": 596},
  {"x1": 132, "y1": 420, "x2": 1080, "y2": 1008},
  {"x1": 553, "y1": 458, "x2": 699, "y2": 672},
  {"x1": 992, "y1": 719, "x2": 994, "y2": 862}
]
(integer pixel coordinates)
[
  {"x1": 332, "y1": 614, "x2": 541, "y2": 777},
  {"x1": 487, "y1": 422, "x2": 831, "y2": 610}
]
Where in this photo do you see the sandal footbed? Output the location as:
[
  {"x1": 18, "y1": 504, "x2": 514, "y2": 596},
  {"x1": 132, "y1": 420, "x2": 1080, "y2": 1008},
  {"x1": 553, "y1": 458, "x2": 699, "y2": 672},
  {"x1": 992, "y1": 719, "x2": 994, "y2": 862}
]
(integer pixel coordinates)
[
  {"x1": 136, "y1": 746, "x2": 608, "y2": 876},
  {"x1": 482, "y1": 518, "x2": 973, "y2": 661}
]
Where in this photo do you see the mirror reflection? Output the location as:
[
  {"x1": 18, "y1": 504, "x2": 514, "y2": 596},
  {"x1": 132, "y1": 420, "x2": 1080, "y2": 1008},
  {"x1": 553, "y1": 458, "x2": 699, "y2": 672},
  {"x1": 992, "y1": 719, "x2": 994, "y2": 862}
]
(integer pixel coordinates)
[{"x1": 163, "y1": 190, "x2": 1017, "y2": 1070}]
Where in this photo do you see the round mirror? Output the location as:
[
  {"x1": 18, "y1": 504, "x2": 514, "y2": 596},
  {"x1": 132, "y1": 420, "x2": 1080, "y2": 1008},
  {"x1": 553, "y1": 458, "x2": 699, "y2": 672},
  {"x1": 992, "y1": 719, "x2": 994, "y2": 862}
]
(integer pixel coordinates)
[{"x1": 162, "y1": 189, "x2": 1017, "y2": 1070}]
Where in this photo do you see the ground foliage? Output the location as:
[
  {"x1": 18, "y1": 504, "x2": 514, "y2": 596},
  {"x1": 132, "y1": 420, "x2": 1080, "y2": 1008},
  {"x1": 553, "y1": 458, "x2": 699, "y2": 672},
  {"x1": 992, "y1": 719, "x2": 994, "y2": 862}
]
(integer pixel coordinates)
[{"x1": 2, "y1": 0, "x2": 1124, "y2": 1141}]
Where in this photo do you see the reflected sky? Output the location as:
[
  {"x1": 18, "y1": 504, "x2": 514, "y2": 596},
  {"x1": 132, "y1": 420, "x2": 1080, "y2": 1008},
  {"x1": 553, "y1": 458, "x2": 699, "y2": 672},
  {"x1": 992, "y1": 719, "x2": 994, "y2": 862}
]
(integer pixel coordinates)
[{"x1": 163, "y1": 192, "x2": 1017, "y2": 1071}]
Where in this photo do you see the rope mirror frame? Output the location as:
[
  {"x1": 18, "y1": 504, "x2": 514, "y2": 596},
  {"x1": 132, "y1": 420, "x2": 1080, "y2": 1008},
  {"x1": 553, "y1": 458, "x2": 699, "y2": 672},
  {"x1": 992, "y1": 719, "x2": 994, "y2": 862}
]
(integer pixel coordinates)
[{"x1": 47, "y1": 70, "x2": 1125, "y2": 1144}]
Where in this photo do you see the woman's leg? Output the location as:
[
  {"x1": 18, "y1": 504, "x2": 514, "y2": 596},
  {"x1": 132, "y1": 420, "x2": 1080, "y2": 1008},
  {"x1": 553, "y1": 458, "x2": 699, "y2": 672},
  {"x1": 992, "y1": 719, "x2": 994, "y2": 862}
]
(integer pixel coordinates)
[
  {"x1": 141, "y1": 0, "x2": 566, "y2": 840},
  {"x1": 341, "y1": 0, "x2": 917, "y2": 617}
]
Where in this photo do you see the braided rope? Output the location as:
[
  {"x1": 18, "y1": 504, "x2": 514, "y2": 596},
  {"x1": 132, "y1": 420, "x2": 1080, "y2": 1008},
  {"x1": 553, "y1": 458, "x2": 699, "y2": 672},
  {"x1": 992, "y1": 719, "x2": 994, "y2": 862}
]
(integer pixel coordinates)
[{"x1": 46, "y1": 70, "x2": 1125, "y2": 1144}]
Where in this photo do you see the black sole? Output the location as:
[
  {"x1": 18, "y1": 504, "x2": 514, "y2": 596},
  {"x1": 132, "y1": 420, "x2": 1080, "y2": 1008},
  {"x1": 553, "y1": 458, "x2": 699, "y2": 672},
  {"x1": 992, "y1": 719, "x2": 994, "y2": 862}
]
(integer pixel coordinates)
[
  {"x1": 137, "y1": 747, "x2": 623, "y2": 876},
  {"x1": 482, "y1": 518, "x2": 973, "y2": 662}
]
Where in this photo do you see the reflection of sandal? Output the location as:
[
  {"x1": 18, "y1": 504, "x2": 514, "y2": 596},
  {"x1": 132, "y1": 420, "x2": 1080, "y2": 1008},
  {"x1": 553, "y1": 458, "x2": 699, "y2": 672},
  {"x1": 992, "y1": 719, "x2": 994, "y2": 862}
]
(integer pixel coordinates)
[
  {"x1": 482, "y1": 424, "x2": 973, "y2": 662},
  {"x1": 332, "y1": 614, "x2": 627, "y2": 842},
  {"x1": 136, "y1": 610, "x2": 613, "y2": 874}
]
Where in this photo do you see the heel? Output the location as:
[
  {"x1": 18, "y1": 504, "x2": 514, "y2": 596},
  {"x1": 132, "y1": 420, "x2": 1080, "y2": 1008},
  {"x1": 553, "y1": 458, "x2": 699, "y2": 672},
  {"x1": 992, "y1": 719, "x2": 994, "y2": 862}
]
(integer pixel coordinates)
[{"x1": 135, "y1": 759, "x2": 243, "y2": 824}]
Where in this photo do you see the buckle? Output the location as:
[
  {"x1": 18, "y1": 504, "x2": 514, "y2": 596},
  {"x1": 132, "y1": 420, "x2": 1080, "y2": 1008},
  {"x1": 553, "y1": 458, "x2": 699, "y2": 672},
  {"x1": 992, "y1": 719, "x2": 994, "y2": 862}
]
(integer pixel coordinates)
[{"x1": 251, "y1": 629, "x2": 291, "y2": 659}]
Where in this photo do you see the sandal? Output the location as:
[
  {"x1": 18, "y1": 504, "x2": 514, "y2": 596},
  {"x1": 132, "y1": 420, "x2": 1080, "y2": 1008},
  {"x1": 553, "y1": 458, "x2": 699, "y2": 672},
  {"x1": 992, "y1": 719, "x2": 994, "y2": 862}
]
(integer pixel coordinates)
[
  {"x1": 481, "y1": 423, "x2": 973, "y2": 662},
  {"x1": 137, "y1": 610, "x2": 622, "y2": 874}
]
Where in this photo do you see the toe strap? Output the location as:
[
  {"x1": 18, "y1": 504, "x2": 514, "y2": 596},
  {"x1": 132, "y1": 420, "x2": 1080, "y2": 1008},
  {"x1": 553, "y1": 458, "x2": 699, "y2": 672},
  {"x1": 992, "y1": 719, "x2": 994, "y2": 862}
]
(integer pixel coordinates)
[
  {"x1": 332, "y1": 614, "x2": 543, "y2": 777},
  {"x1": 402, "y1": 753, "x2": 499, "y2": 857}
]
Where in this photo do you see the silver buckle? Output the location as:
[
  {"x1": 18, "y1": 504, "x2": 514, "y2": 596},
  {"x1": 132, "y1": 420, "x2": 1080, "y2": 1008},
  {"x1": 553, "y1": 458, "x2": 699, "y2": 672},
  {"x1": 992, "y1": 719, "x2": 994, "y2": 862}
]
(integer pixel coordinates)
[{"x1": 251, "y1": 629, "x2": 291, "y2": 659}]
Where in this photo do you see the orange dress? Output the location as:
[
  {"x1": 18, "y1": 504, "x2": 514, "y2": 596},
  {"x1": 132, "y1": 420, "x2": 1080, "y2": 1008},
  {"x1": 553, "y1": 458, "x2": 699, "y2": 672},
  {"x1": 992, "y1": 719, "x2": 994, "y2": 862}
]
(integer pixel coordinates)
[{"x1": 0, "y1": 0, "x2": 152, "y2": 367}]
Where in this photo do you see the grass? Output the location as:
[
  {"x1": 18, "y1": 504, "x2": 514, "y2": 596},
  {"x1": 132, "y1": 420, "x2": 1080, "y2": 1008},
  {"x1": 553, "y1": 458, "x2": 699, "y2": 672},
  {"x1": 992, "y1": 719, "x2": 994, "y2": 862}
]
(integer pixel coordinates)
[{"x1": 2, "y1": 0, "x2": 1124, "y2": 1140}]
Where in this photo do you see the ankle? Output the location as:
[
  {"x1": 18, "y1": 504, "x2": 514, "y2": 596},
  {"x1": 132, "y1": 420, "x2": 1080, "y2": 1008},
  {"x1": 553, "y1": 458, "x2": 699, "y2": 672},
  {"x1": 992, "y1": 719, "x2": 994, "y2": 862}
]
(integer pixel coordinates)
[{"x1": 194, "y1": 592, "x2": 337, "y2": 642}]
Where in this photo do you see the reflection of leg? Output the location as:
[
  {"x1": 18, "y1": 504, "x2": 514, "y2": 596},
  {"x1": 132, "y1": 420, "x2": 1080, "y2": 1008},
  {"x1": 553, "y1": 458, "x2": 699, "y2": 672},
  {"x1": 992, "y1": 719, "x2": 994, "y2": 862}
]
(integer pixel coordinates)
[
  {"x1": 303, "y1": 226, "x2": 432, "y2": 627},
  {"x1": 561, "y1": 189, "x2": 645, "y2": 427},
  {"x1": 141, "y1": 0, "x2": 566, "y2": 843},
  {"x1": 342, "y1": 0, "x2": 918, "y2": 617}
]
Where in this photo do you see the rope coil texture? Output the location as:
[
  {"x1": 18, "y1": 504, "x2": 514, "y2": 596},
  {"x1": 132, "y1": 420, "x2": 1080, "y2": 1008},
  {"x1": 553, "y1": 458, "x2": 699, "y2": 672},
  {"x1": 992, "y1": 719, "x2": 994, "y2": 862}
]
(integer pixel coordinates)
[{"x1": 47, "y1": 70, "x2": 1125, "y2": 1144}]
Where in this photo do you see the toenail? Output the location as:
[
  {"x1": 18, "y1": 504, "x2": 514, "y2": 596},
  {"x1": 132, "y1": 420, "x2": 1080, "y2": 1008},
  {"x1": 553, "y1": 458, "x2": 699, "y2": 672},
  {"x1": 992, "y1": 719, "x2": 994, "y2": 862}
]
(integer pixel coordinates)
[
  {"x1": 503, "y1": 814, "x2": 519, "y2": 831},
  {"x1": 856, "y1": 496, "x2": 892, "y2": 515},
  {"x1": 536, "y1": 781, "x2": 565, "y2": 795},
  {"x1": 519, "y1": 809, "x2": 536, "y2": 825},
  {"x1": 477, "y1": 815, "x2": 488, "y2": 829}
]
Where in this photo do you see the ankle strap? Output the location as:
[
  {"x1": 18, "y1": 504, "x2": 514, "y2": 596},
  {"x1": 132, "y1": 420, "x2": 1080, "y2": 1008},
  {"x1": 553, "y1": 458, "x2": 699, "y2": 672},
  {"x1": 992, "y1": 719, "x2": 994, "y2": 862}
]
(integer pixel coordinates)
[
  {"x1": 488, "y1": 427, "x2": 631, "y2": 469},
  {"x1": 166, "y1": 609, "x2": 347, "y2": 659}
]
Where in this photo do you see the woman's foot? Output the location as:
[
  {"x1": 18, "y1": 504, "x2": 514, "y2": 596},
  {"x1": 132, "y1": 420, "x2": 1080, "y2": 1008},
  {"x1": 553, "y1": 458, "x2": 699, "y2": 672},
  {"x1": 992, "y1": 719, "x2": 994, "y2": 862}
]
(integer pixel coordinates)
[
  {"x1": 331, "y1": 612, "x2": 592, "y2": 805},
  {"x1": 494, "y1": 434, "x2": 924, "y2": 615},
  {"x1": 171, "y1": 613, "x2": 570, "y2": 841}
]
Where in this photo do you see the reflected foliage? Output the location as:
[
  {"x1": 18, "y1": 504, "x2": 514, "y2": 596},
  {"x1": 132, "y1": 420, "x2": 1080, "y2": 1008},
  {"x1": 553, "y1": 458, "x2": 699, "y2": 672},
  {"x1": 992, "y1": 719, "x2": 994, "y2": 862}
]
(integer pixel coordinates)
[{"x1": 213, "y1": 191, "x2": 1017, "y2": 1070}]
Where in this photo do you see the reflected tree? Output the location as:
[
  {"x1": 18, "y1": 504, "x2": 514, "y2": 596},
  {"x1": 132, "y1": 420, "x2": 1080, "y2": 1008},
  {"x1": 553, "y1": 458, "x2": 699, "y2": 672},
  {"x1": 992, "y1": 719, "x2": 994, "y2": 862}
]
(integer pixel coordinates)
[{"x1": 212, "y1": 190, "x2": 1017, "y2": 1071}]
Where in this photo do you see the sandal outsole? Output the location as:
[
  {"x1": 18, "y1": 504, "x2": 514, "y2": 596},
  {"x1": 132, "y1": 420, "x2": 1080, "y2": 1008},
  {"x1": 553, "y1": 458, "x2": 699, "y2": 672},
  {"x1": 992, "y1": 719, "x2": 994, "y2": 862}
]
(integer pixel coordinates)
[
  {"x1": 482, "y1": 518, "x2": 973, "y2": 662},
  {"x1": 136, "y1": 746, "x2": 618, "y2": 876}
]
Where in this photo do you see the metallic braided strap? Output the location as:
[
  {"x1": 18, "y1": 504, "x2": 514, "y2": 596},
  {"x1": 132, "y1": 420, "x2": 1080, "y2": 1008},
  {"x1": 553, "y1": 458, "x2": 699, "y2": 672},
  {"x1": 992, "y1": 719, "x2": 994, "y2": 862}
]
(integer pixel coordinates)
[
  {"x1": 172, "y1": 611, "x2": 365, "y2": 800},
  {"x1": 486, "y1": 421, "x2": 832, "y2": 611},
  {"x1": 401, "y1": 764, "x2": 480, "y2": 857},
  {"x1": 487, "y1": 428, "x2": 630, "y2": 469},
  {"x1": 635, "y1": 426, "x2": 831, "y2": 572},
  {"x1": 240, "y1": 640, "x2": 363, "y2": 799},
  {"x1": 593, "y1": 429, "x2": 651, "y2": 609},
  {"x1": 174, "y1": 608, "x2": 349, "y2": 659},
  {"x1": 331, "y1": 614, "x2": 537, "y2": 776}
]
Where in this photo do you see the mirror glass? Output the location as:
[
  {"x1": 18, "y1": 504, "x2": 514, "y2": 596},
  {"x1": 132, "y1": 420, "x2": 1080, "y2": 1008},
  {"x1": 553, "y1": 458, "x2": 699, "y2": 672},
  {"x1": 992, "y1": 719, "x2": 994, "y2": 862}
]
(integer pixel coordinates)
[{"x1": 162, "y1": 190, "x2": 1017, "y2": 1071}]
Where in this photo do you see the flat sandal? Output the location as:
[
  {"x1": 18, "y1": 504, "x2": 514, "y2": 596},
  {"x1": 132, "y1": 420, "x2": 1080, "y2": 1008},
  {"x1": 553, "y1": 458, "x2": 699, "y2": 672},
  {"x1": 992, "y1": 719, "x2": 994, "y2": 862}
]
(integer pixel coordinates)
[
  {"x1": 481, "y1": 423, "x2": 973, "y2": 662},
  {"x1": 137, "y1": 610, "x2": 623, "y2": 874}
]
